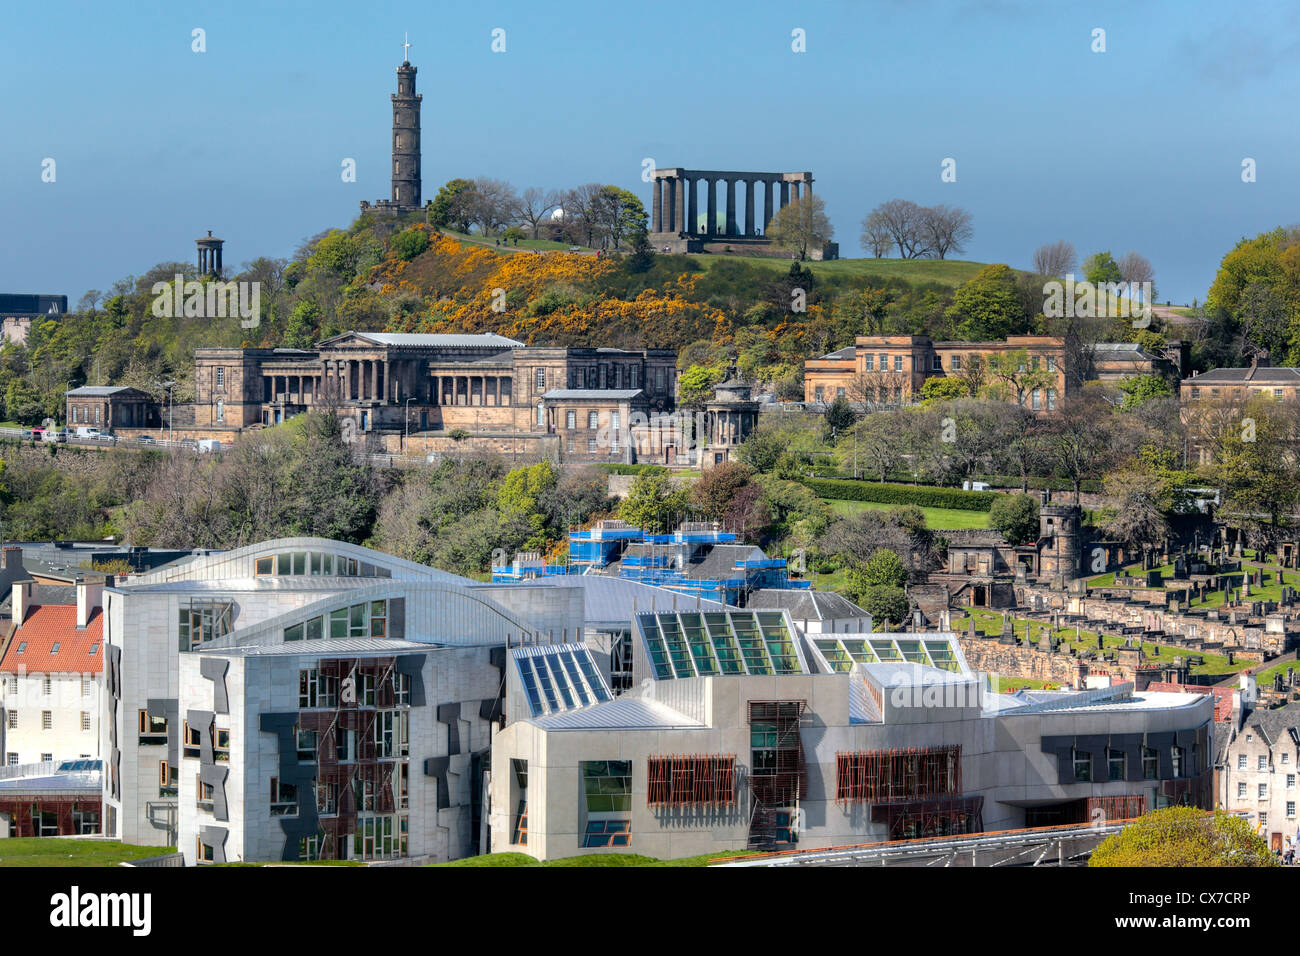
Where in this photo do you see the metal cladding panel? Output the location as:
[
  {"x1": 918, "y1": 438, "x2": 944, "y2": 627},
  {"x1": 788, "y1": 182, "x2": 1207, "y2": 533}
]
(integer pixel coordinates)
[{"x1": 199, "y1": 658, "x2": 230, "y2": 715}]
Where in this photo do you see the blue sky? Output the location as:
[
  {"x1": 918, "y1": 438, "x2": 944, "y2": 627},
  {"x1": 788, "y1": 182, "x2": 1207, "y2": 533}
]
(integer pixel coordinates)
[{"x1": 3, "y1": 0, "x2": 1298, "y2": 306}]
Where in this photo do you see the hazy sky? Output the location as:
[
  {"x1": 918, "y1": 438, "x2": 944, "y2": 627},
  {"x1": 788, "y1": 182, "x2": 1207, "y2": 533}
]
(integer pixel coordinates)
[{"x1": 4, "y1": 0, "x2": 1298, "y2": 306}]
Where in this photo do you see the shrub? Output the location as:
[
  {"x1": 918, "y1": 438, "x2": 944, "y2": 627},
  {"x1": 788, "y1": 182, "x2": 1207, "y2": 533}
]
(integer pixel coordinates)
[
  {"x1": 802, "y1": 478, "x2": 997, "y2": 512},
  {"x1": 1089, "y1": 807, "x2": 1278, "y2": 867}
]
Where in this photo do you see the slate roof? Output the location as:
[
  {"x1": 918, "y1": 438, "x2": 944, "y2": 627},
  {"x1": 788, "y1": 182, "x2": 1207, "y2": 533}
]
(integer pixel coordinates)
[
  {"x1": 328, "y1": 332, "x2": 525, "y2": 349},
  {"x1": 1187, "y1": 366, "x2": 1300, "y2": 384},
  {"x1": 0, "y1": 604, "x2": 103, "y2": 674}
]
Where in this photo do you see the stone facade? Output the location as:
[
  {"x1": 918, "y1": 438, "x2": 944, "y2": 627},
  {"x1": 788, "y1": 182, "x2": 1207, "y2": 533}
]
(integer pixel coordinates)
[
  {"x1": 65, "y1": 386, "x2": 158, "y2": 430},
  {"x1": 359, "y1": 58, "x2": 427, "y2": 216}
]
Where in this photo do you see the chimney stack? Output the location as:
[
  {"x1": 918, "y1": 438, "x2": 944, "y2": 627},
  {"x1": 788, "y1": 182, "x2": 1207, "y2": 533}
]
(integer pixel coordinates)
[
  {"x1": 11, "y1": 580, "x2": 37, "y2": 625},
  {"x1": 75, "y1": 576, "x2": 104, "y2": 630}
]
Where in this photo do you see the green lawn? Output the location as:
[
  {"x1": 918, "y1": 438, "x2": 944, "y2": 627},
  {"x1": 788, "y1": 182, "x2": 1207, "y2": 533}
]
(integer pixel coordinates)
[
  {"x1": 825, "y1": 498, "x2": 990, "y2": 529},
  {"x1": 0, "y1": 839, "x2": 175, "y2": 867},
  {"x1": 434, "y1": 850, "x2": 760, "y2": 867},
  {"x1": 442, "y1": 229, "x2": 583, "y2": 252},
  {"x1": 951, "y1": 608, "x2": 1245, "y2": 677},
  {"x1": 685, "y1": 254, "x2": 991, "y2": 289}
]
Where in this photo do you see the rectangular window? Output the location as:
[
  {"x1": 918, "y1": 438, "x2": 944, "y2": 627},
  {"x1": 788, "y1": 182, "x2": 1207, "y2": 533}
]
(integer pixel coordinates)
[
  {"x1": 41, "y1": 711, "x2": 51, "y2": 730},
  {"x1": 197, "y1": 775, "x2": 215, "y2": 810},
  {"x1": 1170, "y1": 745, "x2": 1183, "y2": 778},
  {"x1": 216, "y1": 368, "x2": 225, "y2": 389},
  {"x1": 1032, "y1": 389, "x2": 1042, "y2": 411},
  {"x1": 159, "y1": 762, "x2": 178, "y2": 797},
  {"x1": 138, "y1": 710, "x2": 167, "y2": 742},
  {"x1": 43, "y1": 676, "x2": 51, "y2": 695},
  {"x1": 893, "y1": 356, "x2": 903, "y2": 372},
  {"x1": 196, "y1": 838, "x2": 214, "y2": 863},
  {"x1": 1073, "y1": 748, "x2": 1091, "y2": 782},
  {"x1": 214, "y1": 727, "x2": 230, "y2": 760},
  {"x1": 582, "y1": 760, "x2": 632, "y2": 813},
  {"x1": 535, "y1": 368, "x2": 545, "y2": 392},
  {"x1": 611, "y1": 411, "x2": 620, "y2": 430},
  {"x1": 863, "y1": 355, "x2": 874, "y2": 371},
  {"x1": 270, "y1": 777, "x2": 298, "y2": 816},
  {"x1": 932, "y1": 355, "x2": 942, "y2": 371},
  {"x1": 1260, "y1": 783, "x2": 1268, "y2": 799},
  {"x1": 587, "y1": 410, "x2": 598, "y2": 430},
  {"x1": 81, "y1": 711, "x2": 90, "y2": 731},
  {"x1": 647, "y1": 755, "x2": 736, "y2": 806},
  {"x1": 1289, "y1": 774, "x2": 1296, "y2": 789},
  {"x1": 184, "y1": 720, "x2": 202, "y2": 758},
  {"x1": 1238, "y1": 782, "x2": 1247, "y2": 798},
  {"x1": 1260, "y1": 755, "x2": 1268, "y2": 771},
  {"x1": 588, "y1": 439, "x2": 597, "y2": 453},
  {"x1": 296, "y1": 728, "x2": 318, "y2": 762},
  {"x1": 1238, "y1": 754, "x2": 1247, "y2": 770},
  {"x1": 1142, "y1": 746, "x2": 1158, "y2": 780},
  {"x1": 1047, "y1": 356, "x2": 1056, "y2": 372},
  {"x1": 6, "y1": 711, "x2": 15, "y2": 729},
  {"x1": 298, "y1": 668, "x2": 338, "y2": 708},
  {"x1": 5, "y1": 754, "x2": 16, "y2": 766},
  {"x1": 1047, "y1": 388, "x2": 1056, "y2": 410},
  {"x1": 951, "y1": 354, "x2": 961, "y2": 371},
  {"x1": 1289, "y1": 802, "x2": 1297, "y2": 818},
  {"x1": 814, "y1": 387, "x2": 824, "y2": 402},
  {"x1": 566, "y1": 410, "x2": 576, "y2": 429},
  {"x1": 1108, "y1": 749, "x2": 1125, "y2": 781},
  {"x1": 82, "y1": 676, "x2": 90, "y2": 696},
  {"x1": 581, "y1": 820, "x2": 631, "y2": 848}
]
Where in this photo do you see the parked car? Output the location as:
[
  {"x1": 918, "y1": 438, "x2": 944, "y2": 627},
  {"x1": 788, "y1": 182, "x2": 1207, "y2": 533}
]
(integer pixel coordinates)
[
  {"x1": 94, "y1": 432, "x2": 118, "y2": 444},
  {"x1": 136, "y1": 435, "x2": 156, "y2": 445},
  {"x1": 962, "y1": 480, "x2": 992, "y2": 492},
  {"x1": 197, "y1": 439, "x2": 221, "y2": 454}
]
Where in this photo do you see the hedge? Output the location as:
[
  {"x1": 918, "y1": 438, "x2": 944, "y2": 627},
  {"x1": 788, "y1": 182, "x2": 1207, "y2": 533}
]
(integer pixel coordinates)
[
  {"x1": 802, "y1": 478, "x2": 999, "y2": 512},
  {"x1": 812, "y1": 471, "x2": 1101, "y2": 495},
  {"x1": 595, "y1": 463, "x2": 669, "y2": 476}
]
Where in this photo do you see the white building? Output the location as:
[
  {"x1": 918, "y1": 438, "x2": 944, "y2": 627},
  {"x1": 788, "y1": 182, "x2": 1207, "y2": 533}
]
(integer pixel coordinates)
[
  {"x1": 101, "y1": 536, "x2": 584, "y2": 861},
  {"x1": 488, "y1": 609, "x2": 1215, "y2": 860},
  {"x1": 1216, "y1": 677, "x2": 1300, "y2": 853},
  {"x1": 0, "y1": 579, "x2": 104, "y2": 766}
]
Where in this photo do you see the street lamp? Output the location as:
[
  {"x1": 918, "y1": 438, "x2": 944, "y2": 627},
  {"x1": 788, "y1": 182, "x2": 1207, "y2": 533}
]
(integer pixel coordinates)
[{"x1": 158, "y1": 381, "x2": 177, "y2": 443}]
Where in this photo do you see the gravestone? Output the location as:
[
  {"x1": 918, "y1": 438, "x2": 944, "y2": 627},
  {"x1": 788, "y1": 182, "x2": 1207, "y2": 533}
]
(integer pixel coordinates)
[{"x1": 1173, "y1": 555, "x2": 1189, "y2": 580}]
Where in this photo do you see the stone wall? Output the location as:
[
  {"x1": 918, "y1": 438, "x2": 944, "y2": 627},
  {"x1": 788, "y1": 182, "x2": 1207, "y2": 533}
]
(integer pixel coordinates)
[{"x1": 958, "y1": 636, "x2": 1089, "y2": 685}]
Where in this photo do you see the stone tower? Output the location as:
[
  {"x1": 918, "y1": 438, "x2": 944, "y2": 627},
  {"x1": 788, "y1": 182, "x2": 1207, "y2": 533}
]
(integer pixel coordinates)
[
  {"x1": 391, "y1": 59, "x2": 422, "y2": 208},
  {"x1": 360, "y1": 48, "x2": 425, "y2": 217},
  {"x1": 1039, "y1": 502, "x2": 1082, "y2": 584}
]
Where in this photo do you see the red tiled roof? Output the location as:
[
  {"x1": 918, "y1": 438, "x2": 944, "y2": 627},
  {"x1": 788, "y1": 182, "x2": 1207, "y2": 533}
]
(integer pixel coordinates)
[
  {"x1": 0, "y1": 605, "x2": 103, "y2": 674},
  {"x1": 1146, "y1": 681, "x2": 1234, "y2": 721}
]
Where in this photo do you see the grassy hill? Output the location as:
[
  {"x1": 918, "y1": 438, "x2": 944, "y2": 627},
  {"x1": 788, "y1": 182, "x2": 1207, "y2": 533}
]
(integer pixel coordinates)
[{"x1": 687, "y1": 254, "x2": 993, "y2": 289}]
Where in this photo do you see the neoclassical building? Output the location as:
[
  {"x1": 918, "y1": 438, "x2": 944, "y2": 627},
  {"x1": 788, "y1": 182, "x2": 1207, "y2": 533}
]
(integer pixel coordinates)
[{"x1": 182, "y1": 332, "x2": 679, "y2": 460}]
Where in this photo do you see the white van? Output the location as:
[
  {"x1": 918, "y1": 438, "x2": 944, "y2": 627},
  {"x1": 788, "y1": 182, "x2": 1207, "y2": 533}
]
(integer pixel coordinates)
[
  {"x1": 197, "y1": 439, "x2": 222, "y2": 454},
  {"x1": 962, "y1": 480, "x2": 991, "y2": 492},
  {"x1": 74, "y1": 426, "x2": 102, "y2": 440},
  {"x1": 41, "y1": 428, "x2": 67, "y2": 443}
]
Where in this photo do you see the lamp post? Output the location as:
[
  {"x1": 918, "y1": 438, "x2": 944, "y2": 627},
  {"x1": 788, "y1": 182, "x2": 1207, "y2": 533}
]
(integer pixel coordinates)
[{"x1": 159, "y1": 381, "x2": 177, "y2": 443}]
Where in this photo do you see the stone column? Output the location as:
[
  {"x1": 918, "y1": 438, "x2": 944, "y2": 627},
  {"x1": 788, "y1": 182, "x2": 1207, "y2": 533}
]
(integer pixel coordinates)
[
  {"x1": 706, "y1": 179, "x2": 717, "y2": 236},
  {"x1": 725, "y1": 179, "x2": 737, "y2": 236},
  {"x1": 652, "y1": 178, "x2": 662, "y2": 232},
  {"x1": 370, "y1": 360, "x2": 378, "y2": 402},
  {"x1": 675, "y1": 177, "x2": 688, "y2": 235},
  {"x1": 792, "y1": 182, "x2": 802, "y2": 203},
  {"x1": 780, "y1": 181, "x2": 790, "y2": 209},
  {"x1": 803, "y1": 175, "x2": 813, "y2": 196},
  {"x1": 744, "y1": 180, "x2": 755, "y2": 236},
  {"x1": 687, "y1": 177, "x2": 698, "y2": 234},
  {"x1": 215, "y1": 246, "x2": 223, "y2": 274},
  {"x1": 665, "y1": 178, "x2": 677, "y2": 233},
  {"x1": 764, "y1": 181, "x2": 774, "y2": 234}
]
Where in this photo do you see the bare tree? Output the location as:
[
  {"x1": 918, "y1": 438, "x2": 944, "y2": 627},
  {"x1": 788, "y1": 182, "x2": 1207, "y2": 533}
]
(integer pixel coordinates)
[
  {"x1": 1117, "y1": 250, "x2": 1157, "y2": 303},
  {"x1": 76, "y1": 290, "x2": 103, "y2": 314},
  {"x1": 859, "y1": 216, "x2": 893, "y2": 258},
  {"x1": 515, "y1": 187, "x2": 561, "y2": 239},
  {"x1": 864, "y1": 200, "x2": 928, "y2": 258},
  {"x1": 469, "y1": 178, "x2": 520, "y2": 236},
  {"x1": 918, "y1": 205, "x2": 973, "y2": 259},
  {"x1": 1032, "y1": 240, "x2": 1076, "y2": 278},
  {"x1": 562, "y1": 183, "x2": 605, "y2": 248}
]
